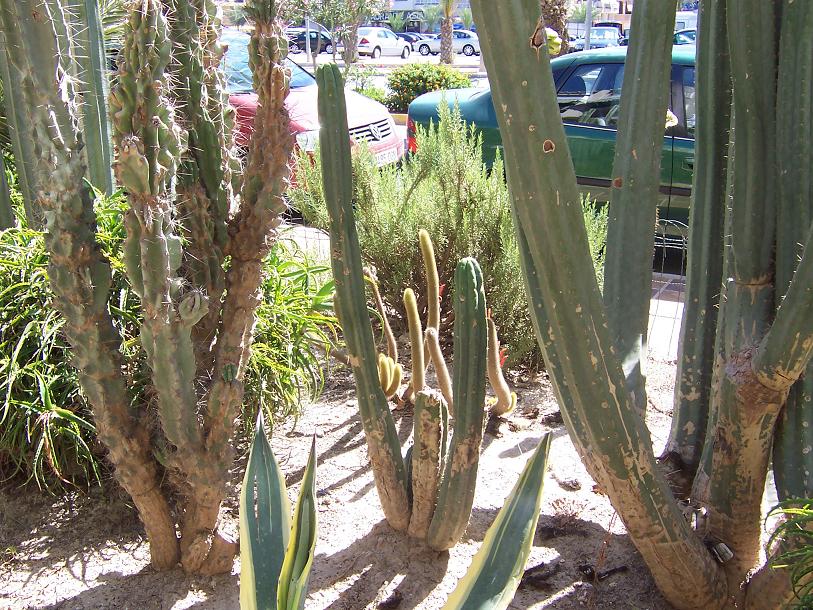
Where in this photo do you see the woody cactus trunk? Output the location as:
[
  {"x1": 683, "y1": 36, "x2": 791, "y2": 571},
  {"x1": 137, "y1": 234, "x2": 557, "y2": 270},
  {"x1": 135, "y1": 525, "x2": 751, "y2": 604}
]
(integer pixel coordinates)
[
  {"x1": 0, "y1": 0, "x2": 293, "y2": 574},
  {"x1": 472, "y1": 0, "x2": 813, "y2": 607}
]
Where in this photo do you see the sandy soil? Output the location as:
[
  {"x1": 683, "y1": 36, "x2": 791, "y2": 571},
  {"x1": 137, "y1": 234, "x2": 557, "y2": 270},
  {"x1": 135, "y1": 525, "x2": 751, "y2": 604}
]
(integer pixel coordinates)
[{"x1": 0, "y1": 357, "x2": 680, "y2": 610}]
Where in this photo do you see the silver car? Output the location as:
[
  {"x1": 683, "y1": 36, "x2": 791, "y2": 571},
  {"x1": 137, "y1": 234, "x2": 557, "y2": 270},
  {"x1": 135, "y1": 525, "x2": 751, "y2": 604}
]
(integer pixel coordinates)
[
  {"x1": 357, "y1": 27, "x2": 412, "y2": 59},
  {"x1": 417, "y1": 30, "x2": 481, "y2": 56}
]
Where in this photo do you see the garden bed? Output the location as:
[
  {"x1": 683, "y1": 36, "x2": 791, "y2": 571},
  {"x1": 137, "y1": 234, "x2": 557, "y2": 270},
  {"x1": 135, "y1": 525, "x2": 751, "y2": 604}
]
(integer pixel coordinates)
[{"x1": 0, "y1": 358, "x2": 681, "y2": 609}]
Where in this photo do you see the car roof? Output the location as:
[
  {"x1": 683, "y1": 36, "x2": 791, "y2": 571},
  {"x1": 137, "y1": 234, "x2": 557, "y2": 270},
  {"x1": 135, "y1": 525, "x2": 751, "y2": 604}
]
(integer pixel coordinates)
[{"x1": 552, "y1": 44, "x2": 696, "y2": 67}]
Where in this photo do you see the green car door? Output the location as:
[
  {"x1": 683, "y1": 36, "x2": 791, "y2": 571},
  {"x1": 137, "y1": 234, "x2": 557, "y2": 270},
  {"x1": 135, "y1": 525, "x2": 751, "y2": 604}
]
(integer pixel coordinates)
[{"x1": 558, "y1": 61, "x2": 675, "y2": 228}]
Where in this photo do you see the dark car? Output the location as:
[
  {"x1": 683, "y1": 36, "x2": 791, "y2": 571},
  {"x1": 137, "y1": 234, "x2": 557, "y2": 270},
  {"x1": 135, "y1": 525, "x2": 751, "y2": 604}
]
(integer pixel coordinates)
[
  {"x1": 407, "y1": 45, "x2": 697, "y2": 247},
  {"x1": 397, "y1": 32, "x2": 423, "y2": 49},
  {"x1": 287, "y1": 30, "x2": 338, "y2": 54}
]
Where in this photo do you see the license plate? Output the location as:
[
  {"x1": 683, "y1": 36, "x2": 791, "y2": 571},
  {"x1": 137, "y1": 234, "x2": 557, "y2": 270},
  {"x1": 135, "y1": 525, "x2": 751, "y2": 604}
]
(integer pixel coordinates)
[{"x1": 375, "y1": 148, "x2": 399, "y2": 166}]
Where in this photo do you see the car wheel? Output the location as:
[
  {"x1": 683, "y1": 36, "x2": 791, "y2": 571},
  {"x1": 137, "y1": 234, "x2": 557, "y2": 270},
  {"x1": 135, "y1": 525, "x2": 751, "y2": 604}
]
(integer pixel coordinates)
[
  {"x1": 290, "y1": 42, "x2": 300, "y2": 53},
  {"x1": 463, "y1": 44, "x2": 475, "y2": 56},
  {"x1": 419, "y1": 44, "x2": 430, "y2": 56},
  {"x1": 401, "y1": 46, "x2": 410, "y2": 59},
  {"x1": 372, "y1": 46, "x2": 381, "y2": 59},
  {"x1": 325, "y1": 43, "x2": 333, "y2": 54}
]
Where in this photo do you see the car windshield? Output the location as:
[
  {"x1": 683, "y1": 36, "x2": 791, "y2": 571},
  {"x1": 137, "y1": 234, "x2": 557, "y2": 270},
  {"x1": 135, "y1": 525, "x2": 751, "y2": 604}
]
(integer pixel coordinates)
[
  {"x1": 593, "y1": 27, "x2": 618, "y2": 40},
  {"x1": 221, "y1": 30, "x2": 315, "y2": 94}
]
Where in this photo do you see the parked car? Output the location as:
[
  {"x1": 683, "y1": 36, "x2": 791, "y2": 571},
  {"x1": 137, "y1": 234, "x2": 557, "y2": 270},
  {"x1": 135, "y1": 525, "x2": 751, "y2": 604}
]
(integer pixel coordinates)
[
  {"x1": 416, "y1": 29, "x2": 481, "y2": 56},
  {"x1": 570, "y1": 26, "x2": 624, "y2": 51},
  {"x1": 407, "y1": 45, "x2": 697, "y2": 247},
  {"x1": 357, "y1": 26, "x2": 412, "y2": 58},
  {"x1": 222, "y1": 29, "x2": 403, "y2": 167},
  {"x1": 287, "y1": 30, "x2": 339, "y2": 54},
  {"x1": 674, "y1": 28, "x2": 697, "y2": 45}
]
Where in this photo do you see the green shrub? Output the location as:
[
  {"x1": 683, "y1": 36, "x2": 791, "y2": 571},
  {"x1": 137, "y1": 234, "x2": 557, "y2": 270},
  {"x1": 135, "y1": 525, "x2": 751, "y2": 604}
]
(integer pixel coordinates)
[
  {"x1": 356, "y1": 85, "x2": 387, "y2": 105},
  {"x1": 0, "y1": 191, "x2": 338, "y2": 489},
  {"x1": 289, "y1": 104, "x2": 607, "y2": 369},
  {"x1": 385, "y1": 63, "x2": 471, "y2": 113}
]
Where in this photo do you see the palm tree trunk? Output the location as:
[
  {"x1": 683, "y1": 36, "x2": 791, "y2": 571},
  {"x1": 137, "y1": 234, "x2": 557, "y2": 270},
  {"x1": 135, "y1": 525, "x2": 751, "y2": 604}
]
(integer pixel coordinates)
[{"x1": 440, "y1": 17, "x2": 454, "y2": 64}]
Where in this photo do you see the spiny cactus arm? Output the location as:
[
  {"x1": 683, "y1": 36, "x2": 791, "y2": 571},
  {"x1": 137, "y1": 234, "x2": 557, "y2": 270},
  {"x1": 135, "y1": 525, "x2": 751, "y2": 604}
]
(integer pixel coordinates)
[
  {"x1": 601, "y1": 0, "x2": 678, "y2": 415},
  {"x1": 690, "y1": 1, "x2": 789, "y2": 578},
  {"x1": 419, "y1": 229, "x2": 440, "y2": 333},
  {"x1": 316, "y1": 63, "x2": 410, "y2": 531},
  {"x1": 753, "y1": 227, "x2": 813, "y2": 392},
  {"x1": 427, "y1": 258, "x2": 488, "y2": 551},
  {"x1": 425, "y1": 327, "x2": 453, "y2": 415},
  {"x1": 111, "y1": 0, "x2": 203, "y2": 459},
  {"x1": 470, "y1": 1, "x2": 725, "y2": 605},
  {"x1": 0, "y1": 0, "x2": 178, "y2": 569},
  {"x1": 64, "y1": 0, "x2": 115, "y2": 194},
  {"x1": 165, "y1": 0, "x2": 231, "y2": 373},
  {"x1": 204, "y1": 0, "x2": 293, "y2": 469},
  {"x1": 661, "y1": 0, "x2": 730, "y2": 497},
  {"x1": 404, "y1": 288, "x2": 426, "y2": 393},
  {"x1": 487, "y1": 316, "x2": 516, "y2": 416},
  {"x1": 407, "y1": 389, "x2": 447, "y2": 540},
  {"x1": 365, "y1": 267, "x2": 398, "y2": 361},
  {"x1": 0, "y1": 38, "x2": 39, "y2": 227},
  {"x1": 768, "y1": 0, "x2": 813, "y2": 502}
]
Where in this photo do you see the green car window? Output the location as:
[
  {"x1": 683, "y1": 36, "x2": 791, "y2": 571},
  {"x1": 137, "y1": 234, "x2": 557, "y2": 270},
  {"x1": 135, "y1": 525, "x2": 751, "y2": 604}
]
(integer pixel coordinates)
[
  {"x1": 682, "y1": 67, "x2": 696, "y2": 136},
  {"x1": 559, "y1": 63, "x2": 624, "y2": 128}
]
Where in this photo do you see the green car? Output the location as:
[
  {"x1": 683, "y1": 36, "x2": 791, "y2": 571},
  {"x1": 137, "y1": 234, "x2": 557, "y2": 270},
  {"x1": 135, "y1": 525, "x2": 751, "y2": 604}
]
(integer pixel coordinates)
[{"x1": 406, "y1": 45, "x2": 697, "y2": 247}]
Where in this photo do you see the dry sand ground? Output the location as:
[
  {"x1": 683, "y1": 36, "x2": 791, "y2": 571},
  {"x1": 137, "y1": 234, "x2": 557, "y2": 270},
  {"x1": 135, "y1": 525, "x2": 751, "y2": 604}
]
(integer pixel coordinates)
[{"x1": 0, "y1": 357, "x2": 692, "y2": 610}]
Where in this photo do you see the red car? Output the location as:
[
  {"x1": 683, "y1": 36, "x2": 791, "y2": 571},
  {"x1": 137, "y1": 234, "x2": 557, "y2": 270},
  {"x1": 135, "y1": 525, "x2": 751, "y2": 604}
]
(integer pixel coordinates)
[{"x1": 222, "y1": 29, "x2": 403, "y2": 166}]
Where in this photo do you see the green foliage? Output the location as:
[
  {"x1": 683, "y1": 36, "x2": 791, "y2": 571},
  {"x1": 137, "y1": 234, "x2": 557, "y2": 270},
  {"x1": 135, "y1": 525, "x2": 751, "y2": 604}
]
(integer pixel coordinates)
[
  {"x1": 388, "y1": 13, "x2": 406, "y2": 32},
  {"x1": 243, "y1": 238, "x2": 339, "y2": 434},
  {"x1": 385, "y1": 63, "x2": 471, "y2": 113},
  {"x1": 459, "y1": 8, "x2": 474, "y2": 30},
  {"x1": 422, "y1": 5, "x2": 442, "y2": 32},
  {"x1": 769, "y1": 500, "x2": 813, "y2": 607},
  {"x1": 0, "y1": 190, "x2": 337, "y2": 489},
  {"x1": 290, "y1": 103, "x2": 607, "y2": 369}
]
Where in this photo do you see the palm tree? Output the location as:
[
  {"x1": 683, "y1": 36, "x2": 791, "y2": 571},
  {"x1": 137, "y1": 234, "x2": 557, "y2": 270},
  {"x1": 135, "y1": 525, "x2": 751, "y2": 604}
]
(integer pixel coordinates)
[
  {"x1": 459, "y1": 7, "x2": 474, "y2": 30},
  {"x1": 439, "y1": 0, "x2": 458, "y2": 64},
  {"x1": 540, "y1": 0, "x2": 569, "y2": 55},
  {"x1": 422, "y1": 5, "x2": 442, "y2": 33}
]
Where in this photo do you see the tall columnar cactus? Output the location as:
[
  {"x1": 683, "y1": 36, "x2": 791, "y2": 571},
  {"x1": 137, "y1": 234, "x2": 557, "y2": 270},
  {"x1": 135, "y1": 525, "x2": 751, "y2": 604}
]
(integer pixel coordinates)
[
  {"x1": 0, "y1": 0, "x2": 296, "y2": 574},
  {"x1": 472, "y1": 0, "x2": 813, "y2": 607},
  {"x1": 317, "y1": 63, "x2": 492, "y2": 550}
]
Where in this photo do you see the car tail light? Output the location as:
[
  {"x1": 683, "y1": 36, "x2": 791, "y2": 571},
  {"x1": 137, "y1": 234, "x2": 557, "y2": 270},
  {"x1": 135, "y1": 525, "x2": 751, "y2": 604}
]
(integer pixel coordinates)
[
  {"x1": 407, "y1": 117, "x2": 417, "y2": 154},
  {"x1": 359, "y1": 37, "x2": 369, "y2": 45}
]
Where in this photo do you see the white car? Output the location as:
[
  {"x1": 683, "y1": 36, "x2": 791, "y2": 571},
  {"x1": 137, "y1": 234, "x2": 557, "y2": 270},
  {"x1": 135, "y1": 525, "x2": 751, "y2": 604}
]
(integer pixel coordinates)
[
  {"x1": 417, "y1": 30, "x2": 480, "y2": 56},
  {"x1": 357, "y1": 27, "x2": 412, "y2": 59}
]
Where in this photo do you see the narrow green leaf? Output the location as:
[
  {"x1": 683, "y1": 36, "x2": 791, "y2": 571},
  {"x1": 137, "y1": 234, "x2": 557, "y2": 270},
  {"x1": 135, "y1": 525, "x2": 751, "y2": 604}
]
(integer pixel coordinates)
[
  {"x1": 442, "y1": 433, "x2": 552, "y2": 610},
  {"x1": 239, "y1": 412, "x2": 292, "y2": 610},
  {"x1": 277, "y1": 436, "x2": 318, "y2": 610}
]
